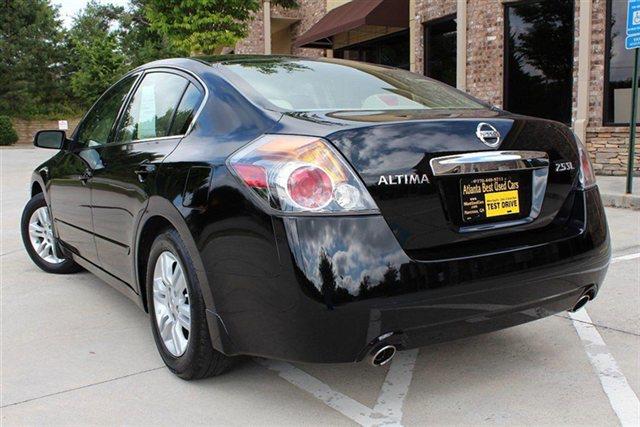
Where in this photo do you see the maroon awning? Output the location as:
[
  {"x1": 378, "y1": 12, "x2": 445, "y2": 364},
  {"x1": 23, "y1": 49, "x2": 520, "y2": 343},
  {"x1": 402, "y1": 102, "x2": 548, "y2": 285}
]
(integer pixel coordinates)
[{"x1": 293, "y1": 0, "x2": 409, "y2": 48}]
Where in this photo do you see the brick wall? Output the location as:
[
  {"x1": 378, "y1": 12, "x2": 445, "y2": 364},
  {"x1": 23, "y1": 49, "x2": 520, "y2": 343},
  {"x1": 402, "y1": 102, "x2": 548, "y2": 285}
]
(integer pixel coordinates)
[
  {"x1": 235, "y1": 0, "x2": 636, "y2": 175},
  {"x1": 10, "y1": 118, "x2": 81, "y2": 146},
  {"x1": 235, "y1": 0, "x2": 326, "y2": 57},
  {"x1": 465, "y1": 0, "x2": 503, "y2": 107},
  {"x1": 583, "y1": 0, "x2": 636, "y2": 175},
  {"x1": 413, "y1": 0, "x2": 457, "y2": 76}
]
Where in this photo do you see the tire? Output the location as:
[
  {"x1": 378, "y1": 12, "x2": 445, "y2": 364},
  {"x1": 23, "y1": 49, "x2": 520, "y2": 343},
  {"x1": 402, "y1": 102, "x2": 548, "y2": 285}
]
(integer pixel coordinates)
[
  {"x1": 21, "y1": 193, "x2": 82, "y2": 274},
  {"x1": 146, "y1": 229, "x2": 233, "y2": 380}
]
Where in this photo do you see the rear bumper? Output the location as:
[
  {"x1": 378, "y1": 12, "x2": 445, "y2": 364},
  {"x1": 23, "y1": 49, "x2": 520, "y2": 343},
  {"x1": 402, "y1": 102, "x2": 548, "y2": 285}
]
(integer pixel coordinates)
[{"x1": 205, "y1": 187, "x2": 610, "y2": 363}]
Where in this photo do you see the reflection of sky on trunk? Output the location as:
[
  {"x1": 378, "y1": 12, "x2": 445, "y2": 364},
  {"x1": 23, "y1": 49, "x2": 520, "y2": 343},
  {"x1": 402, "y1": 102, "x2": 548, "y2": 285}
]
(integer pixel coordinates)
[
  {"x1": 329, "y1": 119, "x2": 514, "y2": 182},
  {"x1": 288, "y1": 216, "x2": 408, "y2": 296}
]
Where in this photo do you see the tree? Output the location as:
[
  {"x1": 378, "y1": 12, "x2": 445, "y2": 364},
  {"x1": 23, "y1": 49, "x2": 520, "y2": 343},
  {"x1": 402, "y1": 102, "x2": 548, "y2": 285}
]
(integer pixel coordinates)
[
  {"x1": 0, "y1": 0, "x2": 71, "y2": 116},
  {"x1": 0, "y1": 116, "x2": 18, "y2": 145},
  {"x1": 318, "y1": 249, "x2": 336, "y2": 310},
  {"x1": 144, "y1": 0, "x2": 298, "y2": 55},
  {"x1": 119, "y1": 0, "x2": 186, "y2": 67},
  {"x1": 65, "y1": 2, "x2": 128, "y2": 107}
]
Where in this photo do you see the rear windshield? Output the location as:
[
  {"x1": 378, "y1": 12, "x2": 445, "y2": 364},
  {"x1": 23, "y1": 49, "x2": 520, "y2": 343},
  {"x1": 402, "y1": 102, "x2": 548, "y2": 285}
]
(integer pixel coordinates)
[{"x1": 221, "y1": 58, "x2": 486, "y2": 112}]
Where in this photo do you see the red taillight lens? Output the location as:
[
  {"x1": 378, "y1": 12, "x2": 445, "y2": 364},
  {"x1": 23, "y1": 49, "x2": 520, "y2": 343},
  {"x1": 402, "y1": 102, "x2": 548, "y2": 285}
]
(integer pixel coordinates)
[
  {"x1": 576, "y1": 135, "x2": 596, "y2": 189},
  {"x1": 287, "y1": 165, "x2": 333, "y2": 209},
  {"x1": 227, "y1": 135, "x2": 378, "y2": 213},
  {"x1": 234, "y1": 164, "x2": 267, "y2": 189}
]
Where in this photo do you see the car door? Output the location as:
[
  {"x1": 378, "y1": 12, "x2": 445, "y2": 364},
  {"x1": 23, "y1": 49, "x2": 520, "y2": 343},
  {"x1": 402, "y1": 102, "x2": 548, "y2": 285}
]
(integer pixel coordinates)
[
  {"x1": 48, "y1": 74, "x2": 139, "y2": 265},
  {"x1": 89, "y1": 69, "x2": 205, "y2": 287}
]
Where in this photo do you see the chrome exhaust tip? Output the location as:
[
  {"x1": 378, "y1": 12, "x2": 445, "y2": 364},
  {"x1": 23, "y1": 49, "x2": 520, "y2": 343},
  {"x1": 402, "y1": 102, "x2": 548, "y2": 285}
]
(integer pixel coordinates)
[
  {"x1": 569, "y1": 294, "x2": 591, "y2": 313},
  {"x1": 370, "y1": 345, "x2": 396, "y2": 367}
]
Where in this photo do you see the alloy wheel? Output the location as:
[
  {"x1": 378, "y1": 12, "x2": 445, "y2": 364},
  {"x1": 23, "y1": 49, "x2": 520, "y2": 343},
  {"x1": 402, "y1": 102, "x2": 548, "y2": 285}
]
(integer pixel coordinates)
[
  {"x1": 28, "y1": 207, "x2": 64, "y2": 264},
  {"x1": 152, "y1": 251, "x2": 191, "y2": 357}
]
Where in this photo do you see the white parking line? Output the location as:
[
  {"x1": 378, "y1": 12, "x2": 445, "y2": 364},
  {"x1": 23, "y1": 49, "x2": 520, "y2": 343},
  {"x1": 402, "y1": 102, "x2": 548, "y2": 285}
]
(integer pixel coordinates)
[
  {"x1": 611, "y1": 252, "x2": 640, "y2": 264},
  {"x1": 257, "y1": 358, "x2": 378, "y2": 425},
  {"x1": 257, "y1": 349, "x2": 419, "y2": 427},
  {"x1": 569, "y1": 309, "x2": 640, "y2": 427},
  {"x1": 373, "y1": 349, "x2": 419, "y2": 424}
]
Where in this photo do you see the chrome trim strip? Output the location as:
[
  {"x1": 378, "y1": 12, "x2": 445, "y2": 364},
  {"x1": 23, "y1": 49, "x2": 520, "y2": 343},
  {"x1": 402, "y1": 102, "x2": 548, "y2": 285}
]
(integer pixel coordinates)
[
  {"x1": 430, "y1": 151, "x2": 549, "y2": 176},
  {"x1": 128, "y1": 135, "x2": 185, "y2": 144}
]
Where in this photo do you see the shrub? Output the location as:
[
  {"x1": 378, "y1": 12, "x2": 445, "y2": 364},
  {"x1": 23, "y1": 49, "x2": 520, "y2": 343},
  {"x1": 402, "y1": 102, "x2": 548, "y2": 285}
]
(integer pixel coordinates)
[{"x1": 0, "y1": 116, "x2": 19, "y2": 146}]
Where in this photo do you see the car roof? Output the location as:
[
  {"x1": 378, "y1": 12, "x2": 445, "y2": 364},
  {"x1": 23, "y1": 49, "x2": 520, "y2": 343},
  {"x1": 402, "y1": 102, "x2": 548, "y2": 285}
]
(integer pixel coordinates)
[{"x1": 135, "y1": 55, "x2": 398, "y2": 74}]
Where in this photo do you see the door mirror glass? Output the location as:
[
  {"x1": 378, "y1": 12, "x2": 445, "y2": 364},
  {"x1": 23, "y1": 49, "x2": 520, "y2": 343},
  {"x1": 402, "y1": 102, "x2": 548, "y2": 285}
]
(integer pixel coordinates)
[{"x1": 34, "y1": 130, "x2": 65, "y2": 149}]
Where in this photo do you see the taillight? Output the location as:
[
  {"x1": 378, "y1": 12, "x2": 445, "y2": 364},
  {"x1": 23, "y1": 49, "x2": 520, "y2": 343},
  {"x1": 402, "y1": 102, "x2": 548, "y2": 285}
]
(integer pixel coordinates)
[
  {"x1": 575, "y1": 135, "x2": 596, "y2": 189},
  {"x1": 228, "y1": 135, "x2": 378, "y2": 213}
]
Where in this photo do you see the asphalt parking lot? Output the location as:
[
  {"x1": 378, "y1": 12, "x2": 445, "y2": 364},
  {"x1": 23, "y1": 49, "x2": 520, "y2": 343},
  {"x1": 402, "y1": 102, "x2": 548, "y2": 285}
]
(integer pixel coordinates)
[{"x1": 1, "y1": 147, "x2": 638, "y2": 426}]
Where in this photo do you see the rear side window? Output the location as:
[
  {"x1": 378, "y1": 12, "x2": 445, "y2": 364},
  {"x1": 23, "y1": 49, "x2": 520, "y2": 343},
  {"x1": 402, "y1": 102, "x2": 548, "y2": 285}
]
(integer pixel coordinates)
[
  {"x1": 115, "y1": 72, "x2": 189, "y2": 143},
  {"x1": 75, "y1": 75, "x2": 137, "y2": 148},
  {"x1": 170, "y1": 84, "x2": 204, "y2": 135}
]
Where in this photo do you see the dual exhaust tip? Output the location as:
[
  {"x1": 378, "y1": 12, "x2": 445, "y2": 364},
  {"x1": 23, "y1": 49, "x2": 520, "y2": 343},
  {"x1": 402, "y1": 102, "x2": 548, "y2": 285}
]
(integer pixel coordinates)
[
  {"x1": 569, "y1": 293, "x2": 593, "y2": 313},
  {"x1": 368, "y1": 291, "x2": 595, "y2": 366},
  {"x1": 369, "y1": 344, "x2": 396, "y2": 367}
]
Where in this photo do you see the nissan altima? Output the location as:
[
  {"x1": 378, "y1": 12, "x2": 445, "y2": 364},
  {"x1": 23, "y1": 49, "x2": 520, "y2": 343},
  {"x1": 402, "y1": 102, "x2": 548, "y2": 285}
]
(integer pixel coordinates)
[{"x1": 22, "y1": 56, "x2": 610, "y2": 379}]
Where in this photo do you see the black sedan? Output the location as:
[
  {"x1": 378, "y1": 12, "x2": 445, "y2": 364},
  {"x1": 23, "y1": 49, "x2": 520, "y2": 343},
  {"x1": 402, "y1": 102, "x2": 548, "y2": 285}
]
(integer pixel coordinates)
[{"x1": 22, "y1": 56, "x2": 610, "y2": 379}]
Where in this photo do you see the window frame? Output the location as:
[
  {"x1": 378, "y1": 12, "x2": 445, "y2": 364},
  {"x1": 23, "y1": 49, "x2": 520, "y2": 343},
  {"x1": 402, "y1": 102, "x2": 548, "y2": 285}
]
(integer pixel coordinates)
[
  {"x1": 603, "y1": 0, "x2": 632, "y2": 126},
  {"x1": 72, "y1": 66, "x2": 207, "y2": 151},
  {"x1": 332, "y1": 29, "x2": 410, "y2": 69},
  {"x1": 422, "y1": 13, "x2": 457, "y2": 82},
  {"x1": 71, "y1": 72, "x2": 142, "y2": 149},
  {"x1": 111, "y1": 67, "x2": 207, "y2": 146}
]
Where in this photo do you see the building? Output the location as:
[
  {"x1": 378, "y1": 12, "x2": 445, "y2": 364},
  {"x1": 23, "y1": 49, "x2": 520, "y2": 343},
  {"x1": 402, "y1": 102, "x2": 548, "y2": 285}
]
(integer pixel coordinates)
[{"x1": 235, "y1": 0, "x2": 638, "y2": 176}]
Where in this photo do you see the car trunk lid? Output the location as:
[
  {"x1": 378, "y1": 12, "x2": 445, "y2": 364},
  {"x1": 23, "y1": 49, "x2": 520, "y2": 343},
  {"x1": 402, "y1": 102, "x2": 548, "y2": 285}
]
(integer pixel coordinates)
[{"x1": 322, "y1": 113, "x2": 581, "y2": 260}]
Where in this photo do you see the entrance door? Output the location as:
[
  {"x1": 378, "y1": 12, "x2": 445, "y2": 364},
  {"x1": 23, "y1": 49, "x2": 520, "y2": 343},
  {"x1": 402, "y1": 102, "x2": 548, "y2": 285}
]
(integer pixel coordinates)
[{"x1": 504, "y1": 0, "x2": 574, "y2": 124}]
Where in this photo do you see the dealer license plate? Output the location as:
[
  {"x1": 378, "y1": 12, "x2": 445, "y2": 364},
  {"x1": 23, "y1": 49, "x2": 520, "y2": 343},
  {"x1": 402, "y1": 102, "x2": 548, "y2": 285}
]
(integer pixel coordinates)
[{"x1": 460, "y1": 175, "x2": 522, "y2": 223}]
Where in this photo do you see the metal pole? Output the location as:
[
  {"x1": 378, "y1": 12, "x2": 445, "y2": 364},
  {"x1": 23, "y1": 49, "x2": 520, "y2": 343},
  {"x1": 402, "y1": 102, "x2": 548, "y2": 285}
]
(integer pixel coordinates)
[{"x1": 627, "y1": 48, "x2": 639, "y2": 194}]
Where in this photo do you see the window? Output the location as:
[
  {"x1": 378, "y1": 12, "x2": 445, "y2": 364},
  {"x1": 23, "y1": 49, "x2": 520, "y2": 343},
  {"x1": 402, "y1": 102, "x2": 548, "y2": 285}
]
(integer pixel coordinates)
[
  {"x1": 504, "y1": 0, "x2": 574, "y2": 124},
  {"x1": 424, "y1": 16, "x2": 457, "y2": 87},
  {"x1": 605, "y1": 0, "x2": 639, "y2": 125},
  {"x1": 333, "y1": 31, "x2": 410, "y2": 70},
  {"x1": 171, "y1": 84, "x2": 204, "y2": 135},
  {"x1": 223, "y1": 58, "x2": 485, "y2": 111},
  {"x1": 75, "y1": 75, "x2": 137, "y2": 148},
  {"x1": 115, "y1": 72, "x2": 190, "y2": 143}
]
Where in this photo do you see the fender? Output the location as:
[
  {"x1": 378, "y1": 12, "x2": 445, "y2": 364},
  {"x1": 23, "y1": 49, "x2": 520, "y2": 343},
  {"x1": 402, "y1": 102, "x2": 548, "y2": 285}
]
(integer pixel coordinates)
[
  {"x1": 134, "y1": 195, "x2": 233, "y2": 353},
  {"x1": 30, "y1": 170, "x2": 49, "y2": 203},
  {"x1": 133, "y1": 195, "x2": 218, "y2": 313}
]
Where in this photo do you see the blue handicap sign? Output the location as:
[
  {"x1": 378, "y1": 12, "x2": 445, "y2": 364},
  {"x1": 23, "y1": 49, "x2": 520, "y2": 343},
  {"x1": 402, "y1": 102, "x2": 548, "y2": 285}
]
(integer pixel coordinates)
[
  {"x1": 628, "y1": 0, "x2": 640, "y2": 35},
  {"x1": 627, "y1": 33, "x2": 640, "y2": 49}
]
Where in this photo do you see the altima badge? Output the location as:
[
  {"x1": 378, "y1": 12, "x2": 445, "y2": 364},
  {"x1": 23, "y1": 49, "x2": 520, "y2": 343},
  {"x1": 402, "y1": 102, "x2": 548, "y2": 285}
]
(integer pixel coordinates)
[
  {"x1": 476, "y1": 122, "x2": 501, "y2": 147},
  {"x1": 377, "y1": 174, "x2": 430, "y2": 185}
]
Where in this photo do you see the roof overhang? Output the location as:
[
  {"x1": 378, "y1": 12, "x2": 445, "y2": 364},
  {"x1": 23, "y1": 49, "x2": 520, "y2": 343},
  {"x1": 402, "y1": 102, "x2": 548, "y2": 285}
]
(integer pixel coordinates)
[{"x1": 293, "y1": 0, "x2": 409, "y2": 49}]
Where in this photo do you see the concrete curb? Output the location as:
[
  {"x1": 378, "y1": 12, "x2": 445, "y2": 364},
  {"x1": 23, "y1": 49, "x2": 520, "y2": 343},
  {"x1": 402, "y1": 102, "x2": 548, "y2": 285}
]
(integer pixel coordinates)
[{"x1": 600, "y1": 193, "x2": 640, "y2": 210}]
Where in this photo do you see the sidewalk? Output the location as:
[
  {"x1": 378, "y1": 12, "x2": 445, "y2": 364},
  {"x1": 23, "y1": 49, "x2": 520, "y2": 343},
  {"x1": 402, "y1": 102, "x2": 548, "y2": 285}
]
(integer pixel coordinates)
[{"x1": 597, "y1": 175, "x2": 640, "y2": 210}]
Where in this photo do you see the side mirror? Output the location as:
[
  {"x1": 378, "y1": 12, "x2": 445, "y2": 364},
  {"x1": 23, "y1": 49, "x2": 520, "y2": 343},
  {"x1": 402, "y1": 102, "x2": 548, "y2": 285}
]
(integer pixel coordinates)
[{"x1": 34, "y1": 130, "x2": 66, "y2": 150}]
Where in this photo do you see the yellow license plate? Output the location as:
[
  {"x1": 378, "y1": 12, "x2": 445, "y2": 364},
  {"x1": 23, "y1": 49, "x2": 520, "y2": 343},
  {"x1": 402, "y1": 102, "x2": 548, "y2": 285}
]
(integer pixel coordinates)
[{"x1": 484, "y1": 190, "x2": 520, "y2": 217}]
